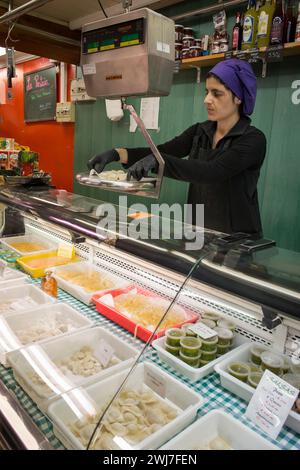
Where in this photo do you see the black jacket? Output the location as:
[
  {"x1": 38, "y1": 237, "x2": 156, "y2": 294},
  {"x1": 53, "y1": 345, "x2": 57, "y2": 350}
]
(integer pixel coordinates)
[{"x1": 125, "y1": 116, "x2": 266, "y2": 236}]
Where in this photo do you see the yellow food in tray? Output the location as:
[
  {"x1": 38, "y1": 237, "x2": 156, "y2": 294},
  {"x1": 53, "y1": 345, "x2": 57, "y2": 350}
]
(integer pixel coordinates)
[
  {"x1": 9, "y1": 241, "x2": 49, "y2": 253},
  {"x1": 17, "y1": 251, "x2": 80, "y2": 278},
  {"x1": 114, "y1": 292, "x2": 186, "y2": 330},
  {"x1": 56, "y1": 268, "x2": 115, "y2": 293}
]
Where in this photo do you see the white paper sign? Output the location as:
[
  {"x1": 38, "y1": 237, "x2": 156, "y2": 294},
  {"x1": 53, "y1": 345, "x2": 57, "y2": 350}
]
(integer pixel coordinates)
[
  {"x1": 145, "y1": 369, "x2": 166, "y2": 398},
  {"x1": 188, "y1": 322, "x2": 217, "y2": 339},
  {"x1": 245, "y1": 369, "x2": 299, "y2": 439},
  {"x1": 140, "y1": 97, "x2": 160, "y2": 130},
  {"x1": 82, "y1": 64, "x2": 96, "y2": 75},
  {"x1": 95, "y1": 339, "x2": 115, "y2": 368}
]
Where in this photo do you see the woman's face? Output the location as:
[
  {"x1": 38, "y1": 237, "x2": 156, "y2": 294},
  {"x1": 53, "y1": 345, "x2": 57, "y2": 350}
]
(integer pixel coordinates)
[{"x1": 204, "y1": 76, "x2": 241, "y2": 122}]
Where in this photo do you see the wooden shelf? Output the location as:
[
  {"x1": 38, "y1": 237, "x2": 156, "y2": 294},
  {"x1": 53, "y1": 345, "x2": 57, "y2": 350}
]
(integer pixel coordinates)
[{"x1": 180, "y1": 42, "x2": 300, "y2": 70}]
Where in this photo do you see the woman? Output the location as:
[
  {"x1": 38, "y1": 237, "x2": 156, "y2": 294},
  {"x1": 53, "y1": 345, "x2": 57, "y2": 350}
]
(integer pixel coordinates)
[{"x1": 88, "y1": 59, "x2": 266, "y2": 237}]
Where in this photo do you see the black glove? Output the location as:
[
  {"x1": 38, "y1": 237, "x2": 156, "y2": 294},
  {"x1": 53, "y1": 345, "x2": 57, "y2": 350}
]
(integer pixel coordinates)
[
  {"x1": 126, "y1": 154, "x2": 158, "y2": 181},
  {"x1": 87, "y1": 149, "x2": 119, "y2": 174}
]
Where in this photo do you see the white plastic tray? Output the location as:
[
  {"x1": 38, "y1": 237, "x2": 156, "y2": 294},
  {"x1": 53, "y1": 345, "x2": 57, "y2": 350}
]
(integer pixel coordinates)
[
  {"x1": 214, "y1": 342, "x2": 300, "y2": 434},
  {"x1": 160, "y1": 409, "x2": 279, "y2": 450},
  {"x1": 51, "y1": 261, "x2": 130, "y2": 305},
  {"x1": 48, "y1": 361, "x2": 203, "y2": 450},
  {"x1": 152, "y1": 333, "x2": 248, "y2": 382},
  {"x1": 0, "y1": 267, "x2": 28, "y2": 286},
  {"x1": 0, "y1": 302, "x2": 93, "y2": 366},
  {"x1": 0, "y1": 284, "x2": 56, "y2": 316},
  {"x1": 7, "y1": 326, "x2": 139, "y2": 412},
  {"x1": 1, "y1": 234, "x2": 57, "y2": 256}
]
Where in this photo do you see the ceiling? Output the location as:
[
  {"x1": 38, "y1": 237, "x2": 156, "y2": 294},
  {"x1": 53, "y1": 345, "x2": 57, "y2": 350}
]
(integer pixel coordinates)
[{"x1": 0, "y1": 0, "x2": 185, "y2": 64}]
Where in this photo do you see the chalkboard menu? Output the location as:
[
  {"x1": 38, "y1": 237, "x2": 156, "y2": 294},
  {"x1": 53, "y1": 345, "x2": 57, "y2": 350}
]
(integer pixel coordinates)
[{"x1": 24, "y1": 66, "x2": 57, "y2": 122}]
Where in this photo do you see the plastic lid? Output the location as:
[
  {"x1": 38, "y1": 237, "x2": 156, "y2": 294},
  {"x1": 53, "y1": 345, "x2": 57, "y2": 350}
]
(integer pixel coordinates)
[
  {"x1": 261, "y1": 351, "x2": 284, "y2": 368},
  {"x1": 214, "y1": 327, "x2": 233, "y2": 340},
  {"x1": 282, "y1": 373, "x2": 300, "y2": 390}
]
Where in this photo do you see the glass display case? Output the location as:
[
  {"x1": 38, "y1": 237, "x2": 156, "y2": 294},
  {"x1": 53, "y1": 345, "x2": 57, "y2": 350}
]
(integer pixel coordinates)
[{"x1": 0, "y1": 186, "x2": 299, "y2": 450}]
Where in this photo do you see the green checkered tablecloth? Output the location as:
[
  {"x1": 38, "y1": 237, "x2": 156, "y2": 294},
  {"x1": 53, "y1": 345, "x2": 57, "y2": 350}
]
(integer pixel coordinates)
[{"x1": 1, "y1": 282, "x2": 299, "y2": 451}]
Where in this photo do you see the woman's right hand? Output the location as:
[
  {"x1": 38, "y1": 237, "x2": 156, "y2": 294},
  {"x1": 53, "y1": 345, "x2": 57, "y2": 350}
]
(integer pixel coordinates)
[{"x1": 87, "y1": 149, "x2": 120, "y2": 174}]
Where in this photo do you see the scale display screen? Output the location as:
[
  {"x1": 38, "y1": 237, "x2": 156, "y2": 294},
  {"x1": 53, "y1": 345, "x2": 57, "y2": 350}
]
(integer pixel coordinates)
[{"x1": 82, "y1": 18, "x2": 145, "y2": 54}]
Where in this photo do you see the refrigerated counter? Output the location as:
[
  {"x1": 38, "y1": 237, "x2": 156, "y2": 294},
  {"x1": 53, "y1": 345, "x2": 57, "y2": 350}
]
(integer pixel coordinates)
[{"x1": 0, "y1": 186, "x2": 299, "y2": 450}]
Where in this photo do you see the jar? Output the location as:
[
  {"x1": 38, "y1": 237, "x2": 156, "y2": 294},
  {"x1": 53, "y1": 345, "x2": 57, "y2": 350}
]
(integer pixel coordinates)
[
  {"x1": 181, "y1": 48, "x2": 190, "y2": 59},
  {"x1": 182, "y1": 35, "x2": 195, "y2": 49},
  {"x1": 165, "y1": 328, "x2": 185, "y2": 347},
  {"x1": 217, "y1": 343, "x2": 230, "y2": 355},
  {"x1": 211, "y1": 40, "x2": 220, "y2": 54},
  {"x1": 219, "y1": 39, "x2": 229, "y2": 53},
  {"x1": 183, "y1": 27, "x2": 194, "y2": 38},
  {"x1": 217, "y1": 318, "x2": 236, "y2": 332},
  {"x1": 214, "y1": 327, "x2": 233, "y2": 346},
  {"x1": 165, "y1": 342, "x2": 180, "y2": 356},
  {"x1": 180, "y1": 336, "x2": 202, "y2": 357},
  {"x1": 175, "y1": 24, "x2": 184, "y2": 42},
  {"x1": 250, "y1": 345, "x2": 267, "y2": 365},
  {"x1": 261, "y1": 351, "x2": 284, "y2": 375},
  {"x1": 200, "y1": 336, "x2": 218, "y2": 352},
  {"x1": 199, "y1": 319, "x2": 215, "y2": 329},
  {"x1": 201, "y1": 348, "x2": 217, "y2": 362},
  {"x1": 179, "y1": 350, "x2": 200, "y2": 368},
  {"x1": 181, "y1": 323, "x2": 197, "y2": 337},
  {"x1": 247, "y1": 371, "x2": 263, "y2": 389},
  {"x1": 175, "y1": 42, "x2": 183, "y2": 61},
  {"x1": 194, "y1": 38, "x2": 202, "y2": 48},
  {"x1": 202, "y1": 311, "x2": 220, "y2": 323},
  {"x1": 189, "y1": 46, "x2": 201, "y2": 58},
  {"x1": 228, "y1": 362, "x2": 250, "y2": 383}
]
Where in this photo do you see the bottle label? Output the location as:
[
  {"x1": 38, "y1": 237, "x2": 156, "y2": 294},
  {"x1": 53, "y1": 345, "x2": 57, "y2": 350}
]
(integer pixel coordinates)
[
  {"x1": 271, "y1": 18, "x2": 284, "y2": 43},
  {"x1": 243, "y1": 15, "x2": 254, "y2": 43},
  {"x1": 233, "y1": 27, "x2": 240, "y2": 48},
  {"x1": 258, "y1": 11, "x2": 269, "y2": 37}
]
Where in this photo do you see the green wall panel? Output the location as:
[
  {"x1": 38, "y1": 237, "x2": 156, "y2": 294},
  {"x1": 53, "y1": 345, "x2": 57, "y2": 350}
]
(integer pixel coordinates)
[{"x1": 74, "y1": 1, "x2": 300, "y2": 252}]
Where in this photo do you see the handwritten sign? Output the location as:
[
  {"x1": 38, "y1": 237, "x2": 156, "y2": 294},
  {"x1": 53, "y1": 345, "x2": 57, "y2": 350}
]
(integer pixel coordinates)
[
  {"x1": 245, "y1": 369, "x2": 298, "y2": 439},
  {"x1": 266, "y1": 45, "x2": 284, "y2": 63},
  {"x1": 24, "y1": 66, "x2": 57, "y2": 122},
  {"x1": 57, "y1": 243, "x2": 75, "y2": 259}
]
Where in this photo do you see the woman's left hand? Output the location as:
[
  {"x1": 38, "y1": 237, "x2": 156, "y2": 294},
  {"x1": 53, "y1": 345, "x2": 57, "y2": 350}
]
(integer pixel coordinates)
[{"x1": 126, "y1": 154, "x2": 158, "y2": 181}]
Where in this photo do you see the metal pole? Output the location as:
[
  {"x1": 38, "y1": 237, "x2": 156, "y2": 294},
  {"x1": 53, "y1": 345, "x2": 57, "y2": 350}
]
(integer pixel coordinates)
[
  {"x1": 171, "y1": 0, "x2": 248, "y2": 22},
  {"x1": 0, "y1": 0, "x2": 54, "y2": 24}
]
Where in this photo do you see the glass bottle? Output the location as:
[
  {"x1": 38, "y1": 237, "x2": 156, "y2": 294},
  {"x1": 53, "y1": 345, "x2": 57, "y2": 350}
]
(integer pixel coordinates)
[
  {"x1": 284, "y1": 0, "x2": 297, "y2": 42},
  {"x1": 41, "y1": 271, "x2": 58, "y2": 298},
  {"x1": 270, "y1": 0, "x2": 285, "y2": 44},
  {"x1": 295, "y1": 1, "x2": 300, "y2": 40},
  {"x1": 232, "y1": 11, "x2": 243, "y2": 50},
  {"x1": 257, "y1": 0, "x2": 276, "y2": 47},
  {"x1": 242, "y1": 0, "x2": 259, "y2": 49}
]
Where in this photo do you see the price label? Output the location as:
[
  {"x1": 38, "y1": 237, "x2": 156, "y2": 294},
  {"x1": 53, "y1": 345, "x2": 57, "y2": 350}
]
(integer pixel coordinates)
[
  {"x1": 57, "y1": 243, "x2": 75, "y2": 259},
  {"x1": 95, "y1": 339, "x2": 115, "y2": 368},
  {"x1": 187, "y1": 322, "x2": 217, "y2": 339},
  {"x1": 245, "y1": 369, "x2": 298, "y2": 439},
  {"x1": 266, "y1": 45, "x2": 283, "y2": 63},
  {"x1": 236, "y1": 51, "x2": 247, "y2": 61},
  {"x1": 224, "y1": 51, "x2": 233, "y2": 60},
  {"x1": 145, "y1": 368, "x2": 166, "y2": 398},
  {"x1": 248, "y1": 48, "x2": 260, "y2": 64}
]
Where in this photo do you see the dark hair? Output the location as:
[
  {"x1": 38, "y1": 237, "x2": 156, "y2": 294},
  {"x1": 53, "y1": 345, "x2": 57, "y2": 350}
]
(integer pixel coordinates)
[{"x1": 206, "y1": 72, "x2": 243, "y2": 115}]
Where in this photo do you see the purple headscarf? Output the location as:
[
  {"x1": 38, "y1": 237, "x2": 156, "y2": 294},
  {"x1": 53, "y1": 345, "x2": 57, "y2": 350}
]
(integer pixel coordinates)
[{"x1": 209, "y1": 59, "x2": 257, "y2": 115}]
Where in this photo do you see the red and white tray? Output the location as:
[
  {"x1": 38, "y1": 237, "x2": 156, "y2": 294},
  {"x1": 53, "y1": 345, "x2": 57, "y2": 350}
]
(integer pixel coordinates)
[{"x1": 92, "y1": 285, "x2": 199, "y2": 343}]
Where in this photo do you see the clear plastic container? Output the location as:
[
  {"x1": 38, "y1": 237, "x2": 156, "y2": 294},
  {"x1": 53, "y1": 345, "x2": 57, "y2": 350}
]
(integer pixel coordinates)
[
  {"x1": 247, "y1": 371, "x2": 263, "y2": 388},
  {"x1": 179, "y1": 350, "x2": 200, "y2": 367},
  {"x1": 250, "y1": 345, "x2": 267, "y2": 365},
  {"x1": 261, "y1": 351, "x2": 284, "y2": 375},
  {"x1": 166, "y1": 328, "x2": 185, "y2": 347},
  {"x1": 180, "y1": 336, "x2": 202, "y2": 357},
  {"x1": 217, "y1": 318, "x2": 236, "y2": 332},
  {"x1": 214, "y1": 327, "x2": 233, "y2": 346},
  {"x1": 201, "y1": 348, "x2": 217, "y2": 362},
  {"x1": 1, "y1": 234, "x2": 57, "y2": 256},
  {"x1": 201, "y1": 336, "x2": 218, "y2": 351},
  {"x1": 227, "y1": 361, "x2": 250, "y2": 383}
]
